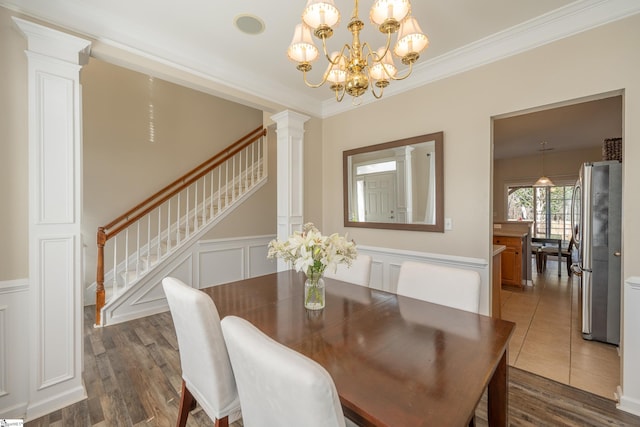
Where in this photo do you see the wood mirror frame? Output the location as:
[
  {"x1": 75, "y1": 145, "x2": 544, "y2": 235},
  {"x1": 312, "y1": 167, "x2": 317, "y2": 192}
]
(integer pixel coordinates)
[{"x1": 343, "y1": 131, "x2": 444, "y2": 232}]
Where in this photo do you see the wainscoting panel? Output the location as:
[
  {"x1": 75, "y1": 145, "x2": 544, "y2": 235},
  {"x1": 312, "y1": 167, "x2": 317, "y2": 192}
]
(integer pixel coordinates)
[
  {"x1": 199, "y1": 247, "x2": 244, "y2": 287},
  {"x1": 0, "y1": 279, "x2": 30, "y2": 418},
  {"x1": 248, "y1": 243, "x2": 275, "y2": 278},
  {"x1": 197, "y1": 236, "x2": 275, "y2": 288},
  {"x1": 101, "y1": 235, "x2": 276, "y2": 326},
  {"x1": 103, "y1": 252, "x2": 195, "y2": 326},
  {"x1": 357, "y1": 245, "x2": 490, "y2": 315},
  {"x1": 618, "y1": 276, "x2": 640, "y2": 416},
  {"x1": 38, "y1": 236, "x2": 75, "y2": 388}
]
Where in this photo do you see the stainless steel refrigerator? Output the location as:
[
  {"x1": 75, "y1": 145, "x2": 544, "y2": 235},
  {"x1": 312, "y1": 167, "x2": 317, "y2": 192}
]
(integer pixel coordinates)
[{"x1": 571, "y1": 160, "x2": 622, "y2": 345}]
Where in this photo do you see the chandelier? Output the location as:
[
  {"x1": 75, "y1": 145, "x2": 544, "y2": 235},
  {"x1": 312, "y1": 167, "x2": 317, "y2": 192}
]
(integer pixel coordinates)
[{"x1": 287, "y1": 0, "x2": 429, "y2": 102}]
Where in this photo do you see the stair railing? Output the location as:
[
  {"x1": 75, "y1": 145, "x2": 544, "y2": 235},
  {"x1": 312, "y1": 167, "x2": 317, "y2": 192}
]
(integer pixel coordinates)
[{"x1": 96, "y1": 126, "x2": 267, "y2": 325}]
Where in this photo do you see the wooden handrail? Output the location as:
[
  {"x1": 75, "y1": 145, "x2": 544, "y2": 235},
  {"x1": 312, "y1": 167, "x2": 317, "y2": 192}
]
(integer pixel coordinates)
[
  {"x1": 95, "y1": 126, "x2": 266, "y2": 325},
  {"x1": 103, "y1": 126, "x2": 267, "y2": 234}
]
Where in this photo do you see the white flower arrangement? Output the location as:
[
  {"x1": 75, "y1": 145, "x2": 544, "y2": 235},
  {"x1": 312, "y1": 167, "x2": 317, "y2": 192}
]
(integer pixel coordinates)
[{"x1": 267, "y1": 223, "x2": 358, "y2": 277}]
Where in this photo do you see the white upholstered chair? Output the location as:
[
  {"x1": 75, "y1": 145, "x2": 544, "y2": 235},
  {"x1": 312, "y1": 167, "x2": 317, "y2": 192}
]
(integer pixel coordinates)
[
  {"x1": 221, "y1": 315, "x2": 356, "y2": 427},
  {"x1": 396, "y1": 261, "x2": 481, "y2": 313},
  {"x1": 162, "y1": 277, "x2": 240, "y2": 427},
  {"x1": 324, "y1": 254, "x2": 372, "y2": 287}
]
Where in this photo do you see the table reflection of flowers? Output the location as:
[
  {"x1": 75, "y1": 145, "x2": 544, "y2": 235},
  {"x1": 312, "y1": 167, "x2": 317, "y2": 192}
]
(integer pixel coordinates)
[{"x1": 267, "y1": 223, "x2": 357, "y2": 310}]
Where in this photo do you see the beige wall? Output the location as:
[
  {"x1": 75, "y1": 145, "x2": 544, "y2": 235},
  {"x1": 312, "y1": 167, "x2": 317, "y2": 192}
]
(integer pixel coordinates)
[
  {"x1": 321, "y1": 13, "x2": 640, "y2": 287},
  {"x1": 493, "y1": 146, "x2": 602, "y2": 221},
  {"x1": 0, "y1": 7, "x2": 28, "y2": 280},
  {"x1": 81, "y1": 58, "x2": 268, "y2": 287},
  {"x1": 304, "y1": 116, "x2": 324, "y2": 228}
]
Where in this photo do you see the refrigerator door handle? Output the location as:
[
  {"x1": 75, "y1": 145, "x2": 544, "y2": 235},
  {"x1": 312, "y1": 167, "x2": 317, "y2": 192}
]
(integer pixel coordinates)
[
  {"x1": 571, "y1": 178, "x2": 581, "y2": 247},
  {"x1": 582, "y1": 270, "x2": 592, "y2": 337}
]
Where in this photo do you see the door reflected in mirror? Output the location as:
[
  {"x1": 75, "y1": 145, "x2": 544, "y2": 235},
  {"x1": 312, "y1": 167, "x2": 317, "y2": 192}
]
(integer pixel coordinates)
[{"x1": 343, "y1": 132, "x2": 444, "y2": 232}]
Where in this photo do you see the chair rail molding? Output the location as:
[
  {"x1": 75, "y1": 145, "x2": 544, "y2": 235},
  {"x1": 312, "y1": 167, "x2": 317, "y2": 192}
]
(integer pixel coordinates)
[{"x1": 13, "y1": 17, "x2": 90, "y2": 421}]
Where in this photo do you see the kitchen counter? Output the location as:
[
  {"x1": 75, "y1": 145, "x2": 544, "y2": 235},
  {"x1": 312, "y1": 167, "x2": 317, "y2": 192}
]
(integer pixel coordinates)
[
  {"x1": 493, "y1": 244, "x2": 506, "y2": 256},
  {"x1": 493, "y1": 231, "x2": 528, "y2": 238}
]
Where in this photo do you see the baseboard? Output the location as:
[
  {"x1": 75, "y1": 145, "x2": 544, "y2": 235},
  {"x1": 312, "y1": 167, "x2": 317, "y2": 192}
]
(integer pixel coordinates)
[
  {"x1": 26, "y1": 384, "x2": 86, "y2": 422},
  {"x1": 0, "y1": 401, "x2": 28, "y2": 420},
  {"x1": 617, "y1": 387, "x2": 640, "y2": 417}
]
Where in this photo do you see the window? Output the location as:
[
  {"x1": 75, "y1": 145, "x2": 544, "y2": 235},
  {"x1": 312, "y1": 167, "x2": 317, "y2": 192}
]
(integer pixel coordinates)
[{"x1": 507, "y1": 185, "x2": 574, "y2": 241}]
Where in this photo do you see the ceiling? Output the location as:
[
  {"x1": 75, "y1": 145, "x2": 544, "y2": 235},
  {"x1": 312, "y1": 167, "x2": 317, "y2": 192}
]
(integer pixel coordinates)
[
  {"x1": 493, "y1": 94, "x2": 623, "y2": 159},
  {"x1": 1, "y1": 1, "x2": 636, "y2": 157}
]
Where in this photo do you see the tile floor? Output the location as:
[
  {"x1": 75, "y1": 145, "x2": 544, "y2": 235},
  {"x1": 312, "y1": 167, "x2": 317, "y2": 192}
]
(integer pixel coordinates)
[{"x1": 501, "y1": 258, "x2": 621, "y2": 400}]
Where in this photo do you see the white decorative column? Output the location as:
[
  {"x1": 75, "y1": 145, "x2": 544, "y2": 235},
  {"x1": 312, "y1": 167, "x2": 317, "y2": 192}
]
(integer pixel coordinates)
[
  {"x1": 618, "y1": 276, "x2": 640, "y2": 416},
  {"x1": 270, "y1": 110, "x2": 310, "y2": 271},
  {"x1": 13, "y1": 18, "x2": 90, "y2": 419}
]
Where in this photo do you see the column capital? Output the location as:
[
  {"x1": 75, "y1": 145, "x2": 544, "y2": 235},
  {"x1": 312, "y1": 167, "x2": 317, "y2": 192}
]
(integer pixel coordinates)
[
  {"x1": 270, "y1": 110, "x2": 311, "y2": 133},
  {"x1": 13, "y1": 17, "x2": 92, "y2": 65}
]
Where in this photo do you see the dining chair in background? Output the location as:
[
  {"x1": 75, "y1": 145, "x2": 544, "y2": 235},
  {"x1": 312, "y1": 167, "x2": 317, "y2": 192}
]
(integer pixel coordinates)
[
  {"x1": 162, "y1": 277, "x2": 241, "y2": 427},
  {"x1": 396, "y1": 261, "x2": 481, "y2": 313},
  {"x1": 221, "y1": 315, "x2": 358, "y2": 427},
  {"x1": 324, "y1": 254, "x2": 372, "y2": 287},
  {"x1": 540, "y1": 234, "x2": 576, "y2": 276}
]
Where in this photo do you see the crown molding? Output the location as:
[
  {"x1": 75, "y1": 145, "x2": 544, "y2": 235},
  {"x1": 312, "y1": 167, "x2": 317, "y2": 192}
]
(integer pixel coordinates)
[{"x1": 319, "y1": 0, "x2": 640, "y2": 118}]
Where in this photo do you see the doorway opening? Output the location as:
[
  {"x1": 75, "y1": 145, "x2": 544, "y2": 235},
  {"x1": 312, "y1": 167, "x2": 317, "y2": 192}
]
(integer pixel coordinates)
[{"x1": 491, "y1": 91, "x2": 623, "y2": 399}]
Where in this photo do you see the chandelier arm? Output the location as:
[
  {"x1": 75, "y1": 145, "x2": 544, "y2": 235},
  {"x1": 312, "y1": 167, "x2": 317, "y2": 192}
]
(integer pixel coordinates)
[
  {"x1": 387, "y1": 60, "x2": 414, "y2": 81},
  {"x1": 301, "y1": 69, "x2": 332, "y2": 89},
  {"x1": 323, "y1": 43, "x2": 352, "y2": 65},
  {"x1": 370, "y1": 82, "x2": 384, "y2": 99},
  {"x1": 335, "y1": 86, "x2": 346, "y2": 102},
  {"x1": 364, "y1": 30, "x2": 393, "y2": 63}
]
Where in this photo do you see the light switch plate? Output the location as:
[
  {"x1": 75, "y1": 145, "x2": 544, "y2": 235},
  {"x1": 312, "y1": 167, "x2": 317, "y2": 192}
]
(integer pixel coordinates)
[{"x1": 445, "y1": 218, "x2": 452, "y2": 230}]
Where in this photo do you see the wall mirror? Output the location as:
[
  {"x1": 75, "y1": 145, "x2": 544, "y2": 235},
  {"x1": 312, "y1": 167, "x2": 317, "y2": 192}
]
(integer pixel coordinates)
[{"x1": 343, "y1": 131, "x2": 444, "y2": 232}]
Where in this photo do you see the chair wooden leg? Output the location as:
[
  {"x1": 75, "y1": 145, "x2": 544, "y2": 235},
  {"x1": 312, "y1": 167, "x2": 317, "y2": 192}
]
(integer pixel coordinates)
[
  {"x1": 215, "y1": 416, "x2": 229, "y2": 427},
  {"x1": 177, "y1": 380, "x2": 197, "y2": 427}
]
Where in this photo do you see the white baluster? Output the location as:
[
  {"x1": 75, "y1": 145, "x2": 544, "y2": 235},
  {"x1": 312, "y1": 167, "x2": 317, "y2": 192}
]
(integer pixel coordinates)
[
  {"x1": 136, "y1": 220, "x2": 140, "y2": 277},
  {"x1": 225, "y1": 161, "x2": 229, "y2": 205},
  {"x1": 244, "y1": 147, "x2": 248, "y2": 191},
  {"x1": 124, "y1": 228, "x2": 129, "y2": 287},
  {"x1": 262, "y1": 135, "x2": 268, "y2": 178},
  {"x1": 194, "y1": 181, "x2": 198, "y2": 231},
  {"x1": 167, "y1": 198, "x2": 172, "y2": 252},
  {"x1": 157, "y1": 206, "x2": 162, "y2": 260},
  {"x1": 252, "y1": 141, "x2": 256, "y2": 186},
  {"x1": 185, "y1": 187, "x2": 190, "y2": 238},
  {"x1": 147, "y1": 214, "x2": 151, "y2": 270},
  {"x1": 176, "y1": 193, "x2": 181, "y2": 245},
  {"x1": 202, "y1": 175, "x2": 207, "y2": 225},
  {"x1": 210, "y1": 170, "x2": 214, "y2": 219},
  {"x1": 232, "y1": 154, "x2": 236, "y2": 202},
  {"x1": 218, "y1": 167, "x2": 222, "y2": 212},
  {"x1": 113, "y1": 235, "x2": 118, "y2": 294}
]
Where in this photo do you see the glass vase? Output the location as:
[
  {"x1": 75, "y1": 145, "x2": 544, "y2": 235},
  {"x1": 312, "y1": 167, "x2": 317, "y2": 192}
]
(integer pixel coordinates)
[{"x1": 304, "y1": 271, "x2": 325, "y2": 310}]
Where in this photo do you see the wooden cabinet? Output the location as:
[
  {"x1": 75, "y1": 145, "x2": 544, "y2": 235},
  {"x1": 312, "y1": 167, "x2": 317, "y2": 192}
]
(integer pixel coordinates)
[{"x1": 493, "y1": 235, "x2": 523, "y2": 288}]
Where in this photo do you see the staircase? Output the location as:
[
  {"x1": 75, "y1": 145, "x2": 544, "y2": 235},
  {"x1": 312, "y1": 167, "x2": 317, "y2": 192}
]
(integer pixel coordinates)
[{"x1": 95, "y1": 127, "x2": 267, "y2": 326}]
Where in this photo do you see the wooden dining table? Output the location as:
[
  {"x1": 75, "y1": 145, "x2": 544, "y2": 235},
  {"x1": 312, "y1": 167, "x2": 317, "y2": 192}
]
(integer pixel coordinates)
[{"x1": 201, "y1": 270, "x2": 515, "y2": 427}]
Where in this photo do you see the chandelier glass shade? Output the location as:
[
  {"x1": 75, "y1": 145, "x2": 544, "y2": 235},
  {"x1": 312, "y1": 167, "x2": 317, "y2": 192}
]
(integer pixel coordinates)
[{"x1": 287, "y1": 0, "x2": 429, "y2": 102}]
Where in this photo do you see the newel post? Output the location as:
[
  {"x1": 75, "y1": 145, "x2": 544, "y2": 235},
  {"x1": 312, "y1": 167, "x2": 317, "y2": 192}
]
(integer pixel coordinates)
[{"x1": 96, "y1": 227, "x2": 106, "y2": 326}]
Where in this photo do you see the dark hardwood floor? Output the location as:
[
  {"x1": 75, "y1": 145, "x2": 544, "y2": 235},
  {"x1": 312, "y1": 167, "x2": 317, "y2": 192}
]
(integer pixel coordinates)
[{"x1": 25, "y1": 306, "x2": 640, "y2": 427}]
